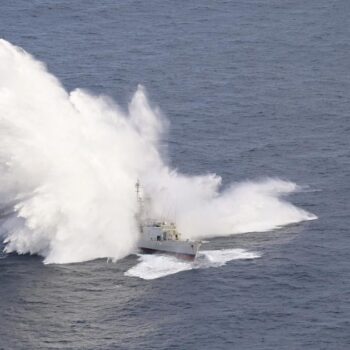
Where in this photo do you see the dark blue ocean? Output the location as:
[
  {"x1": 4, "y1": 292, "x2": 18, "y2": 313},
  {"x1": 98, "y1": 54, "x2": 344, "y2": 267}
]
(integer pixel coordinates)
[{"x1": 0, "y1": 1, "x2": 349, "y2": 349}]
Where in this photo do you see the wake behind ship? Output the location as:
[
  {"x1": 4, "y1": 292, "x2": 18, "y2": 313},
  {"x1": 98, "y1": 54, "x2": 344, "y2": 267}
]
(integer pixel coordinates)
[{"x1": 136, "y1": 181, "x2": 201, "y2": 260}]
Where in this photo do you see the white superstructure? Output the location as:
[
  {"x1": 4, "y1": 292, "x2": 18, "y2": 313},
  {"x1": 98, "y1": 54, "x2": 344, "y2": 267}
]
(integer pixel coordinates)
[{"x1": 136, "y1": 181, "x2": 201, "y2": 260}]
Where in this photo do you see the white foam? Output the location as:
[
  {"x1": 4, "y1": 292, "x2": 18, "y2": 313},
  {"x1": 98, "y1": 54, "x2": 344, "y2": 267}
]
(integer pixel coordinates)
[{"x1": 125, "y1": 249, "x2": 261, "y2": 280}]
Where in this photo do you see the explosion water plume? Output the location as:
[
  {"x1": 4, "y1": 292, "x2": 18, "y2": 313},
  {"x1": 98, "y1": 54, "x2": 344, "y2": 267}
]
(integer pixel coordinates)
[{"x1": 0, "y1": 40, "x2": 316, "y2": 264}]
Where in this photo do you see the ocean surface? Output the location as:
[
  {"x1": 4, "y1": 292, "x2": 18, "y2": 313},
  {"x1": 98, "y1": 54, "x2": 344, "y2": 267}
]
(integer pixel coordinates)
[{"x1": 0, "y1": 0, "x2": 349, "y2": 349}]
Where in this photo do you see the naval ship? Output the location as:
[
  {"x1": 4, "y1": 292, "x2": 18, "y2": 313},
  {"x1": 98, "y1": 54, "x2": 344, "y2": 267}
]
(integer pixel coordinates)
[{"x1": 136, "y1": 181, "x2": 201, "y2": 260}]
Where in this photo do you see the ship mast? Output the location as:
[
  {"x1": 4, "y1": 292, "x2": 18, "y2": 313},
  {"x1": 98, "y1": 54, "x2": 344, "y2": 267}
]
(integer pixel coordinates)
[
  {"x1": 135, "y1": 179, "x2": 144, "y2": 223},
  {"x1": 135, "y1": 179, "x2": 141, "y2": 202}
]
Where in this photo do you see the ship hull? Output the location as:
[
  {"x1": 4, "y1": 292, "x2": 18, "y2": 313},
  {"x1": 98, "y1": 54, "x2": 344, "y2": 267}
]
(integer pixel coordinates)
[
  {"x1": 139, "y1": 247, "x2": 197, "y2": 261},
  {"x1": 138, "y1": 238, "x2": 201, "y2": 261}
]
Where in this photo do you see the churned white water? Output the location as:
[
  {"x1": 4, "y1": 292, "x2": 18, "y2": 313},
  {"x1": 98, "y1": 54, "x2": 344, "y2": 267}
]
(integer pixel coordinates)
[
  {"x1": 125, "y1": 249, "x2": 261, "y2": 280},
  {"x1": 0, "y1": 40, "x2": 316, "y2": 264}
]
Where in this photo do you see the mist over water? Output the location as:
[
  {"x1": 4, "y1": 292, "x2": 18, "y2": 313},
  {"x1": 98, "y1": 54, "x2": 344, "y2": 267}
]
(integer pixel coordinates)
[{"x1": 0, "y1": 40, "x2": 316, "y2": 264}]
